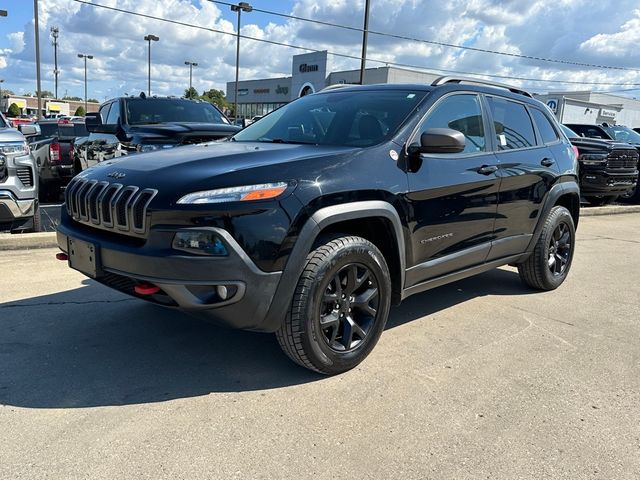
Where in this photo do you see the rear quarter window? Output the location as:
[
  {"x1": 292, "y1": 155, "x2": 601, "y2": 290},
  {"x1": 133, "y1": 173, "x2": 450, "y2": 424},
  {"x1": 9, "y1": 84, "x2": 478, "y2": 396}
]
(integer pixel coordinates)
[{"x1": 530, "y1": 108, "x2": 559, "y2": 144}]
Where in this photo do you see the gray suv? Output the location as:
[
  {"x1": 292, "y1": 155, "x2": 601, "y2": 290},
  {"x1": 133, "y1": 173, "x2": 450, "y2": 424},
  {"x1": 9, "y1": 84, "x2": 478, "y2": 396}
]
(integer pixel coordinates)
[{"x1": 0, "y1": 113, "x2": 40, "y2": 232}]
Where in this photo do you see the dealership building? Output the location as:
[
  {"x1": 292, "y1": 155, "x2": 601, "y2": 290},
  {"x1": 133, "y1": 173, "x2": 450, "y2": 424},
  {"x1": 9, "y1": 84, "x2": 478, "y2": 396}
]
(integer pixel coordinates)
[
  {"x1": 227, "y1": 51, "x2": 640, "y2": 129},
  {"x1": 534, "y1": 92, "x2": 640, "y2": 128},
  {"x1": 226, "y1": 51, "x2": 440, "y2": 119}
]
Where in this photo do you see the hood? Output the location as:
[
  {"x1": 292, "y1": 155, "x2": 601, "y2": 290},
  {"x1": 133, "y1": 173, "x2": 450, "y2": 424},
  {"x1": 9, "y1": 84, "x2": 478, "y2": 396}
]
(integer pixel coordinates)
[
  {"x1": 568, "y1": 136, "x2": 636, "y2": 154},
  {"x1": 80, "y1": 140, "x2": 359, "y2": 199},
  {"x1": 128, "y1": 122, "x2": 240, "y2": 142},
  {"x1": 0, "y1": 127, "x2": 27, "y2": 143}
]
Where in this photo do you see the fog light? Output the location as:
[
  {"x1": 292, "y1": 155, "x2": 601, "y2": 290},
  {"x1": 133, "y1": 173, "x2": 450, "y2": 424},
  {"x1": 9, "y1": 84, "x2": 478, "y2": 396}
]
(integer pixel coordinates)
[
  {"x1": 216, "y1": 285, "x2": 228, "y2": 300},
  {"x1": 173, "y1": 231, "x2": 228, "y2": 256}
]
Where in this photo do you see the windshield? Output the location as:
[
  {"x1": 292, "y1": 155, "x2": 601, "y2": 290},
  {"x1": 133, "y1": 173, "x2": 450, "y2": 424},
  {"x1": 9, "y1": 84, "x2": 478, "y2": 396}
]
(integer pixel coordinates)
[
  {"x1": 602, "y1": 125, "x2": 640, "y2": 145},
  {"x1": 232, "y1": 89, "x2": 428, "y2": 147},
  {"x1": 560, "y1": 124, "x2": 578, "y2": 138},
  {"x1": 0, "y1": 114, "x2": 7, "y2": 129},
  {"x1": 125, "y1": 99, "x2": 228, "y2": 125}
]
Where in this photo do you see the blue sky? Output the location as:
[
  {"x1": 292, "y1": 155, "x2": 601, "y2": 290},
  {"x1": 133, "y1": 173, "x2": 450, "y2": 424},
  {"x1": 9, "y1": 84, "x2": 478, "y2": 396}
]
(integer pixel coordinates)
[{"x1": 2, "y1": 0, "x2": 640, "y2": 102}]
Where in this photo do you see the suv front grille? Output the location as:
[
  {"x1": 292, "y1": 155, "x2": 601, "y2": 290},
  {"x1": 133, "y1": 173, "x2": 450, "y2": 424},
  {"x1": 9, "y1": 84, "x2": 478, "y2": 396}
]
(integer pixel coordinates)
[
  {"x1": 65, "y1": 177, "x2": 157, "y2": 236},
  {"x1": 608, "y1": 150, "x2": 639, "y2": 170},
  {"x1": 16, "y1": 167, "x2": 34, "y2": 187}
]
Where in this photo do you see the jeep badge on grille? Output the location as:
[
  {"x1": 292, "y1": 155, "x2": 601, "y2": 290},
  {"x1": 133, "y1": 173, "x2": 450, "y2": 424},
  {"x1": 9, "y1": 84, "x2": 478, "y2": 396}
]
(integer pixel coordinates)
[{"x1": 107, "y1": 171, "x2": 126, "y2": 179}]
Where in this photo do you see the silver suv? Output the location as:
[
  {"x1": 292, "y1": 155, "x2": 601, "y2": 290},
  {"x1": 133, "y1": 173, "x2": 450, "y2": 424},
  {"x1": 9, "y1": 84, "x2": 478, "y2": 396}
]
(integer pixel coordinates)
[{"x1": 0, "y1": 113, "x2": 40, "y2": 232}]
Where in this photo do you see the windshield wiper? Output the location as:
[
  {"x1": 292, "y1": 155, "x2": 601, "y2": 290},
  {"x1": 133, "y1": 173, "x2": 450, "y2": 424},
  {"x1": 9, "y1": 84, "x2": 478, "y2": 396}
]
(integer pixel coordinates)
[{"x1": 258, "y1": 138, "x2": 316, "y2": 145}]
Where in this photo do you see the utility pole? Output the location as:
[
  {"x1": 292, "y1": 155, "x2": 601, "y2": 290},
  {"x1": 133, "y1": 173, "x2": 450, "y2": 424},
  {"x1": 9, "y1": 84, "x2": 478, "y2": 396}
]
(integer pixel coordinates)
[
  {"x1": 144, "y1": 34, "x2": 159, "y2": 96},
  {"x1": 230, "y1": 2, "x2": 252, "y2": 121},
  {"x1": 51, "y1": 26, "x2": 59, "y2": 98},
  {"x1": 77, "y1": 54, "x2": 93, "y2": 113},
  {"x1": 359, "y1": 0, "x2": 371, "y2": 85},
  {"x1": 34, "y1": 0, "x2": 43, "y2": 119},
  {"x1": 185, "y1": 61, "x2": 198, "y2": 93}
]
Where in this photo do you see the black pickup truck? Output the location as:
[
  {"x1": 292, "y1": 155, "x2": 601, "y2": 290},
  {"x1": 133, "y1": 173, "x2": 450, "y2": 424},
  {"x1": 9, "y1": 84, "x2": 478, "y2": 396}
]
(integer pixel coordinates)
[
  {"x1": 28, "y1": 119, "x2": 89, "y2": 202},
  {"x1": 76, "y1": 95, "x2": 240, "y2": 169},
  {"x1": 560, "y1": 125, "x2": 639, "y2": 205}
]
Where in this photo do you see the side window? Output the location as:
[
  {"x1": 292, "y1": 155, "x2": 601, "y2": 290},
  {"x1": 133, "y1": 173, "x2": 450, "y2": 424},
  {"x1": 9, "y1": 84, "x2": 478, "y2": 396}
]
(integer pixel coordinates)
[
  {"x1": 530, "y1": 108, "x2": 559, "y2": 144},
  {"x1": 487, "y1": 97, "x2": 536, "y2": 150},
  {"x1": 99, "y1": 103, "x2": 111, "y2": 123},
  {"x1": 106, "y1": 101, "x2": 120, "y2": 125},
  {"x1": 417, "y1": 94, "x2": 486, "y2": 153}
]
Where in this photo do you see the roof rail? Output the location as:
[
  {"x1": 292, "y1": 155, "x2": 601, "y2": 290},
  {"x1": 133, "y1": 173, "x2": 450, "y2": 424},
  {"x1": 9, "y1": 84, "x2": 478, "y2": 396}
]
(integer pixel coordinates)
[
  {"x1": 431, "y1": 76, "x2": 532, "y2": 98},
  {"x1": 321, "y1": 84, "x2": 350, "y2": 92}
]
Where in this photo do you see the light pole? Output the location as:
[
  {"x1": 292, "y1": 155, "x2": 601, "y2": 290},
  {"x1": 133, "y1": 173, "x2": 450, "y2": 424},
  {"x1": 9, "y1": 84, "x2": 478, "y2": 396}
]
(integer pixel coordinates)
[
  {"x1": 144, "y1": 34, "x2": 159, "y2": 96},
  {"x1": 77, "y1": 53, "x2": 93, "y2": 114},
  {"x1": 359, "y1": 0, "x2": 371, "y2": 85},
  {"x1": 184, "y1": 61, "x2": 198, "y2": 93},
  {"x1": 230, "y1": 2, "x2": 252, "y2": 121},
  {"x1": 51, "y1": 26, "x2": 59, "y2": 98},
  {"x1": 34, "y1": 0, "x2": 43, "y2": 119},
  {"x1": 0, "y1": 79, "x2": 4, "y2": 113}
]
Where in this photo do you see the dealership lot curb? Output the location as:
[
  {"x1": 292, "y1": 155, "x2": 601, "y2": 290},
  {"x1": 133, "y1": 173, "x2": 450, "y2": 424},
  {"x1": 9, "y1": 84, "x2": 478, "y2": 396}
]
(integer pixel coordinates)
[{"x1": 0, "y1": 205, "x2": 638, "y2": 251}]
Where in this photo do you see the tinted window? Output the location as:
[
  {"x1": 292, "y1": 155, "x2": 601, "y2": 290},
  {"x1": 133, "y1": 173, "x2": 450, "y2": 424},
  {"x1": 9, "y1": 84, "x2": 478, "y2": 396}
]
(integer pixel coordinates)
[
  {"x1": 125, "y1": 99, "x2": 227, "y2": 125},
  {"x1": 560, "y1": 124, "x2": 578, "y2": 139},
  {"x1": 106, "y1": 101, "x2": 120, "y2": 125},
  {"x1": 602, "y1": 125, "x2": 640, "y2": 145},
  {"x1": 74, "y1": 123, "x2": 88, "y2": 137},
  {"x1": 417, "y1": 94, "x2": 486, "y2": 153},
  {"x1": 38, "y1": 123, "x2": 59, "y2": 138},
  {"x1": 99, "y1": 103, "x2": 111, "y2": 123},
  {"x1": 567, "y1": 125, "x2": 611, "y2": 140},
  {"x1": 487, "y1": 97, "x2": 536, "y2": 150},
  {"x1": 233, "y1": 90, "x2": 427, "y2": 147},
  {"x1": 530, "y1": 108, "x2": 559, "y2": 144}
]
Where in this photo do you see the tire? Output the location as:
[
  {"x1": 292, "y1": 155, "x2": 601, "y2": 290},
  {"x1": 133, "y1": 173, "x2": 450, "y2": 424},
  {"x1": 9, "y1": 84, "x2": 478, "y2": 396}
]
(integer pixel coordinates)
[
  {"x1": 517, "y1": 206, "x2": 575, "y2": 291},
  {"x1": 276, "y1": 235, "x2": 392, "y2": 375},
  {"x1": 31, "y1": 206, "x2": 42, "y2": 232},
  {"x1": 584, "y1": 195, "x2": 616, "y2": 206}
]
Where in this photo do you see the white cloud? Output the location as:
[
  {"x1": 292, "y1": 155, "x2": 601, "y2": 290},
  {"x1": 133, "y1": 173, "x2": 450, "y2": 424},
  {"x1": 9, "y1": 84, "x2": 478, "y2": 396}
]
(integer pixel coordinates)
[{"x1": 2, "y1": 0, "x2": 640, "y2": 101}]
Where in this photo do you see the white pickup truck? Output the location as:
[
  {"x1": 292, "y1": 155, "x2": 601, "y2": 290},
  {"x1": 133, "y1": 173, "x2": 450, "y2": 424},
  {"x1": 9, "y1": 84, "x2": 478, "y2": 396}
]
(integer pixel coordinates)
[{"x1": 0, "y1": 112, "x2": 41, "y2": 232}]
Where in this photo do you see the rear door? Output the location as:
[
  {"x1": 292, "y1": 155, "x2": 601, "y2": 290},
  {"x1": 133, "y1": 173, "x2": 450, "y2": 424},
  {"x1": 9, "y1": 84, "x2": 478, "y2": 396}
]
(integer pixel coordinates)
[
  {"x1": 487, "y1": 95, "x2": 559, "y2": 260},
  {"x1": 405, "y1": 92, "x2": 500, "y2": 285}
]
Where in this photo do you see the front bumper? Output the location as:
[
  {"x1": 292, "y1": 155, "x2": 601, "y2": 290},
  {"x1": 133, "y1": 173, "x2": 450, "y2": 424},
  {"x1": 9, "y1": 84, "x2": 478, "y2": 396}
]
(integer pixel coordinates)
[
  {"x1": 0, "y1": 190, "x2": 37, "y2": 221},
  {"x1": 56, "y1": 222, "x2": 282, "y2": 332},
  {"x1": 580, "y1": 169, "x2": 638, "y2": 195}
]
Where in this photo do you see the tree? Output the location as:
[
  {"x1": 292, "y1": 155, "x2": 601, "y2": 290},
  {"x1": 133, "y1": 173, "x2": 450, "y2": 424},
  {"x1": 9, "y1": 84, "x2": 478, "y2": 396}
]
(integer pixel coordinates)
[
  {"x1": 63, "y1": 96, "x2": 82, "y2": 101},
  {"x1": 1, "y1": 89, "x2": 15, "y2": 96},
  {"x1": 36, "y1": 90, "x2": 54, "y2": 98},
  {"x1": 87, "y1": 98, "x2": 99, "y2": 104},
  {"x1": 74, "y1": 106, "x2": 86, "y2": 117},
  {"x1": 184, "y1": 87, "x2": 198, "y2": 99},
  {"x1": 8, "y1": 103, "x2": 21, "y2": 117},
  {"x1": 199, "y1": 89, "x2": 230, "y2": 111}
]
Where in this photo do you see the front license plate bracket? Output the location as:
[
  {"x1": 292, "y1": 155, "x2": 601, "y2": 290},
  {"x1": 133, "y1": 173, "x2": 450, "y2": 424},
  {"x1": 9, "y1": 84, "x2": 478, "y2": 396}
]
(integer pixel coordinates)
[{"x1": 68, "y1": 237, "x2": 101, "y2": 278}]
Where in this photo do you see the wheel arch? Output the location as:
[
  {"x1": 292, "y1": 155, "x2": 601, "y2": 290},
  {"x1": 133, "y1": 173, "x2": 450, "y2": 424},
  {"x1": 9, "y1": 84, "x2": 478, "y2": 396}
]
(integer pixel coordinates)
[{"x1": 262, "y1": 201, "x2": 406, "y2": 332}]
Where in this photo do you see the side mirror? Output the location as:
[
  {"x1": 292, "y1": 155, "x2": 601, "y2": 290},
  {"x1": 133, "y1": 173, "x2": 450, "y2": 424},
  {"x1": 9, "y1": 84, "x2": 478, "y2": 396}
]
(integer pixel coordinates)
[
  {"x1": 85, "y1": 112, "x2": 118, "y2": 134},
  {"x1": 18, "y1": 124, "x2": 40, "y2": 137},
  {"x1": 410, "y1": 128, "x2": 466, "y2": 154}
]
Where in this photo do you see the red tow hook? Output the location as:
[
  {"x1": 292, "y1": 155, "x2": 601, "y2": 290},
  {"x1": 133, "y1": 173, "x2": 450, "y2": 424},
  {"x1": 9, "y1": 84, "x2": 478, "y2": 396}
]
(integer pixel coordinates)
[
  {"x1": 134, "y1": 283, "x2": 161, "y2": 295},
  {"x1": 56, "y1": 252, "x2": 69, "y2": 261}
]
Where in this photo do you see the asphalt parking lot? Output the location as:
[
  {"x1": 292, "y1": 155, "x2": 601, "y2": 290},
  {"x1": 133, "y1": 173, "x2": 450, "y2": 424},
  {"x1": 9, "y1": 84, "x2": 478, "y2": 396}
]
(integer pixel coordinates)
[{"x1": 1, "y1": 213, "x2": 639, "y2": 479}]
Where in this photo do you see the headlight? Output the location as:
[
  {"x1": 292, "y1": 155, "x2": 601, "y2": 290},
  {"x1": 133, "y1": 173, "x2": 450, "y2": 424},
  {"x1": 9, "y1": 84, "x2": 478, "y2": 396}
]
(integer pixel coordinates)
[
  {"x1": 176, "y1": 182, "x2": 289, "y2": 204},
  {"x1": 580, "y1": 153, "x2": 608, "y2": 165},
  {"x1": 137, "y1": 144, "x2": 177, "y2": 153},
  {"x1": 0, "y1": 141, "x2": 29, "y2": 155}
]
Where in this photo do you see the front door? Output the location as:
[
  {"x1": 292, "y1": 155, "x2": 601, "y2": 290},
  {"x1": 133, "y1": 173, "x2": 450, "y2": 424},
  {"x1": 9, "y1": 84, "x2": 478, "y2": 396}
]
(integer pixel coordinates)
[{"x1": 405, "y1": 93, "x2": 500, "y2": 285}]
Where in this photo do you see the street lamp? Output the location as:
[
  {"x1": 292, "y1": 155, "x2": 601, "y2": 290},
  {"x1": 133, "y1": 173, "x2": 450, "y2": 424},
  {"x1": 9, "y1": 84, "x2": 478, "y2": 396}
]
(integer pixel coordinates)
[
  {"x1": 51, "y1": 26, "x2": 60, "y2": 99},
  {"x1": 230, "y1": 2, "x2": 252, "y2": 121},
  {"x1": 0, "y1": 80, "x2": 4, "y2": 113},
  {"x1": 184, "y1": 61, "x2": 198, "y2": 93},
  {"x1": 77, "y1": 53, "x2": 93, "y2": 114},
  {"x1": 144, "y1": 34, "x2": 159, "y2": 96}
]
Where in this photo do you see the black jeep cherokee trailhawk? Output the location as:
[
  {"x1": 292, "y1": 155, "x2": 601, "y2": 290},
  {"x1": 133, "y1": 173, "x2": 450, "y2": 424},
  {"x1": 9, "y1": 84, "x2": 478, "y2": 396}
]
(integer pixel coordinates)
[{"x1": 57, "y1": 77, "x2": 580, "y2": 374}]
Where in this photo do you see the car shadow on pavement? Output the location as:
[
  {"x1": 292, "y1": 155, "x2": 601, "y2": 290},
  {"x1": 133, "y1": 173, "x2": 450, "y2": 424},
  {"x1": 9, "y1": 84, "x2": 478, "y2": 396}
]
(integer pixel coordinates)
[{"x1": 0, "y1": 268, "x2": 534, "y2": 409}]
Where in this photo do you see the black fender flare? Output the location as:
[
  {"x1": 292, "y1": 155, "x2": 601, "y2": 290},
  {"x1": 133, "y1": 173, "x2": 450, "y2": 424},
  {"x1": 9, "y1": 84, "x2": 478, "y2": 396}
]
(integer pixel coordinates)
[
  {"x1": 261, "y1": 200, "x2": 406, "y2": 332},
  {"x1": 526, "y1": 180, "x2": 580, "y2": 253}
]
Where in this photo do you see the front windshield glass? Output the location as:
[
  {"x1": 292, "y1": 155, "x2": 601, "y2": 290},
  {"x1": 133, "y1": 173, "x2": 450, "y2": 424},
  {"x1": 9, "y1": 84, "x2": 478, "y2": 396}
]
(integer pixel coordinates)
[
  {"x1": 125, "y1": 99, "x2": 228, "y2": 125},
  {"x1": 232, "y1": 89, "x2": 428, "y2": 147},
  {"x1": 603, "y1": 125, "x2": 640, "y2": 145}
]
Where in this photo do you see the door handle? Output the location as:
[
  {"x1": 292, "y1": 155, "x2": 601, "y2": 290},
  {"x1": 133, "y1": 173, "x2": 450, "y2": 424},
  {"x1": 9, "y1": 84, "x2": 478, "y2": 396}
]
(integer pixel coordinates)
[
  {"x1": 541, "y1": 158, "x2": 555, "y2": 167},
  {"x1": 477, "y1": 165, "x2": 498, "y2": 175}
]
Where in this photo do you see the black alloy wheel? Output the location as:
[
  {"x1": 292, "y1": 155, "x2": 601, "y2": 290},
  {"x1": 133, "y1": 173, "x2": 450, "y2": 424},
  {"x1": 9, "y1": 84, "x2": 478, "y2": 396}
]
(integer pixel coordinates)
[
  {"x1": 319, "y1": 263, "x2": 379, "y2": 352},
  {"x1": 548, "y1": 222, "x2": 572, "y2": 276}
]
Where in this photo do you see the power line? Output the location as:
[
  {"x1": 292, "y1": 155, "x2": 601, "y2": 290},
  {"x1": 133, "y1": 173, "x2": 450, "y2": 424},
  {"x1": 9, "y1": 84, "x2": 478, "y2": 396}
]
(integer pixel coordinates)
[
  {"x1": 71, "y1": 0, "x2": 640, "y2": 88},
  {"x1": 208, "y1": 0, "x2": 640, "y2": 73}
]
